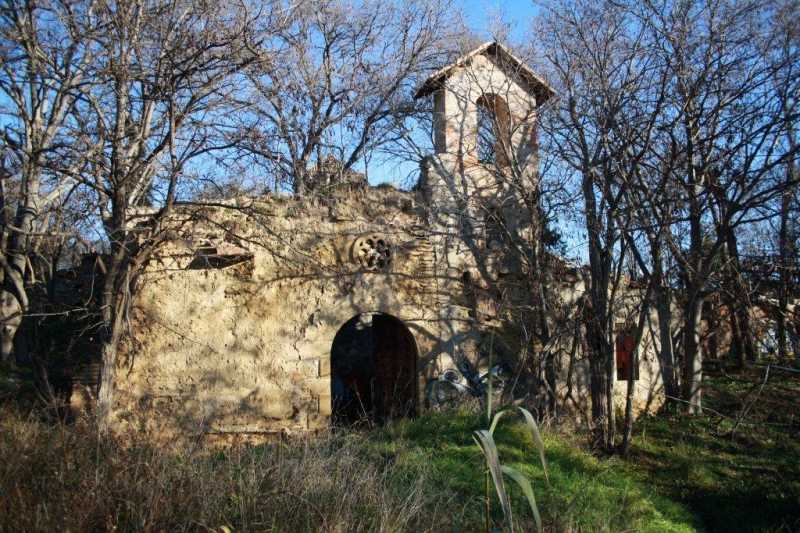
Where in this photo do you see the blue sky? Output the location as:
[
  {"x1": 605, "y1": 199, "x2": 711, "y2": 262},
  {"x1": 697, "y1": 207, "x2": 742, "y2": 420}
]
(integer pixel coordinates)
[
  {"x1": 458, "y1": 0, "x2": 539, "y2": 42},
  {"x1": 367, "y1": 1, "x2": 541, "y2": 188}
]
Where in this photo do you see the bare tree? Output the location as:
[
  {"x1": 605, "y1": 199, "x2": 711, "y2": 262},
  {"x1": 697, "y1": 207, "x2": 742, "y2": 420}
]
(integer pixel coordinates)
[
  {"x1": 539, "y1": 0, "x2": 800, "y2": 425},
  {"x1": 0, "y1": 0, "x2": 102, "y2": 362},
  {"x1": 64, "y1": 0, "x2": 270, "y2": 427},
  {"x1": 771, "y1": 1, "x2": 800, "y2": 363},
  {"x1": 536, "y1": 0, "x2": 667, "y2": 449},
  {"x1": 238, "y1": 0, "x2": 455, "y2": 194},
  {"x1": 633, "y1": 0, "x2": 800, "y2": 412}
]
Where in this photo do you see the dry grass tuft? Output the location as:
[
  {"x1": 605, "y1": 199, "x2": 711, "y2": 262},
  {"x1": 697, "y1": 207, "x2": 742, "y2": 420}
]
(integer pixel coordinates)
[{"x1": 0, "y1": 405, "x2": 448, "y2": 532}]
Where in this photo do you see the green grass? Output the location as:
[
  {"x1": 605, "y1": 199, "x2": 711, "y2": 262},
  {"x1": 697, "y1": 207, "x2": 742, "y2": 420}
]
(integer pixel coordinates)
[
  {"x1": 372, "y1": 409, "x2": 698, "y2": 532},
  {"x1": 626, "y1": 368, "x2": 800, "y2": 532},
  {"x1": 2, "y1": 364, "x2": 797, "y2": 531},
  {"x1": 0, "y1": 397, "x2": 697, "y2": 532}
]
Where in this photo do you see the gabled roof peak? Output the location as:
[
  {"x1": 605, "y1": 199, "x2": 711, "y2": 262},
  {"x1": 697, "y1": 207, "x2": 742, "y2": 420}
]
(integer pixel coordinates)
[{"x1": 414, "y1": 41, "x2": 555, "y2": 101}]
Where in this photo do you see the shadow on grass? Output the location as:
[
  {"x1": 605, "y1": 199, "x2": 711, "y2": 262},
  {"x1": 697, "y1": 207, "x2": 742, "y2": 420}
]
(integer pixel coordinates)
[
  {"x1": 376, "y1": 408, "x2": 700, "y2": 532},
  {"x1": 629, "y1": 369, "x2": 800, "y2": 533}
]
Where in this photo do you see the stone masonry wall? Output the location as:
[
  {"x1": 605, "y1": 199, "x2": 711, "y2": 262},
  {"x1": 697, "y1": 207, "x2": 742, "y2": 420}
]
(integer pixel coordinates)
[
  {"x1": 93, "y1": 180, "x2": 664, "y2": 442},
  {"x1": 109, "y1": 187, "x2": 446, "y2": 442}
]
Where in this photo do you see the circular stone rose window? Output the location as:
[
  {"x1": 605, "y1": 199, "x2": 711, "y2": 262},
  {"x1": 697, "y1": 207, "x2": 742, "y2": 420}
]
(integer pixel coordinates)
[{"x1": 349, "y1": 233, "x2": 393, "y2": 271}]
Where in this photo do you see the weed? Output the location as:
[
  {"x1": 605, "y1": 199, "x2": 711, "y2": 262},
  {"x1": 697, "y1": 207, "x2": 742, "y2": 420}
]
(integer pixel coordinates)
[
  {"x1": 0, "y1": 406, "x2": 448, "y2": 532},
  {"x1": 472, "y1": 333, "x2": 549, "y2": 532},
  {"x1": 0, "y1": 395, "x2": 705, "y2": 532}
]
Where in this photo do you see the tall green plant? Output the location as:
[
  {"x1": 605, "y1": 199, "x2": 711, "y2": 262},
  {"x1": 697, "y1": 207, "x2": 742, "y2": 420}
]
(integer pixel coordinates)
[{"x1": 473, "y1": 332, "x2": 550, "y2": 532}]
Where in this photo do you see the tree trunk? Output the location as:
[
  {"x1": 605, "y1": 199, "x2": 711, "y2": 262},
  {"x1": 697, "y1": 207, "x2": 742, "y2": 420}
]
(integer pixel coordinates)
[
  {"x1": 620, "y1": 340, "x2": 637, "y2": 459},
  {"x1": 585, "y1": 298, "x2": 613, "y2": 449},
  {"x1": 655, "y1": 292, "x2": 678, "y2": 401},
  {"x1": 542, "y1": 347, "x2": 558, "y2": 418},
  {"x1": 725, "y1": 231, "x2": 758, "y2": 368},
  {"x1": 777, "y1": 161, "x2": 795, "y2": 363},
  {"x1": 96, "y1": 337, "x2": 120, "y2": 431},
  {"x1": 96, "y1": 183, "x2": 132, "y2": 430},
  {"x1": 681, "y1": 293, "x2": 704, "y2": 414},
  {"x1": 604, "y1": 333, "x2": 616, "y2": 448},
  {"x1": 620, "y1": 280, "x2": 653, "y2": 459},
  {"x1": 529, "y1": 200, "x2": 556, "y2": 416},
  {"x1": 0, "y1": 166, "x2": 42, "y2": 361},
  {"x1": 96, "y1": 255, "x2": 131, "y2": 431},
  {"x1": 0, "y1": 290, "x2": 23, "y2": 362},
  {"x1": 96, "y1": 277, "x2": 123, "y2": 431}
]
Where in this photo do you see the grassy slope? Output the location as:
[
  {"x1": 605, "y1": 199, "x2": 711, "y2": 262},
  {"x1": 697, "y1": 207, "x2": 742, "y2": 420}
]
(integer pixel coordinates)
[
  {"x1": 626, "y1": 368, "x2": 800, "y2": 532},
  {"x1": 1, "y1": 363, "x2": 798, "y2": 532},
  {"x1": 0, "y1": 398, "x2": 697, "y2": 532},
  {"x1": 373, "y1": 409, "x2": 698, "y2": 532}
]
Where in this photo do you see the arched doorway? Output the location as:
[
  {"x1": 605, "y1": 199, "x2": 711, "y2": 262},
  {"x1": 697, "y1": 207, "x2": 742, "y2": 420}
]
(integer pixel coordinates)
[{"x1": 330, "y1": 313, "x2": 418, "y2": 425}]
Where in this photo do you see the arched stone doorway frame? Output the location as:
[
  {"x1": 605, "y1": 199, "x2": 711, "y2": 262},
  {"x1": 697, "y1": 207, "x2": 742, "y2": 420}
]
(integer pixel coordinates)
[
  {"x1": 293, "y1": 278, "x2": 436, "y2": 428},
  {"x1": 329, "y1": 311, "x2": 419, "y2": 424}
]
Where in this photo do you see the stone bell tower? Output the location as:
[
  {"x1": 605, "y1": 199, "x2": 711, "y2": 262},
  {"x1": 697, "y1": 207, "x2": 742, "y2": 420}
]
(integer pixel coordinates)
[
  {"x1": 414, "y1": 41, "x2": 555, "y2": 373},
  {"x1": 415, "y1": 41, "x2": 554, "y2": 195}
]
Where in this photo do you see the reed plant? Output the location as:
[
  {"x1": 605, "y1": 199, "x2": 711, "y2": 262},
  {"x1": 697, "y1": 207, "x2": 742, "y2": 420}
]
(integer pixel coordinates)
[{"x1": 471, "y1": 332, "x2": 550, "y2": 533}]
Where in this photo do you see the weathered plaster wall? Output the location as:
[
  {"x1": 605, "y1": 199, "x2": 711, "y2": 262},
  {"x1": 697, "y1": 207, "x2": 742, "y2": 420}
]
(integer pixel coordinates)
[
  {"x1": 109, "y1": 188, "x2": 447, "y2": 441},
  {"x1": 546, "y1": 276, "x2": 667, "y2": 420},
  {"x1": 421, "y1": 154, "x2": 665, "y2": 421},
  {"x1": 93, "y1": 181, "x2": 665, "y2": 442}
]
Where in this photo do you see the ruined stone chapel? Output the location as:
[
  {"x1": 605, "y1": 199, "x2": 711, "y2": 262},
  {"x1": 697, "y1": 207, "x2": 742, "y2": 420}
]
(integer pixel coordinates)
[{"x1": 69, "y1": 42, "x2": 665, "y2": 440}]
